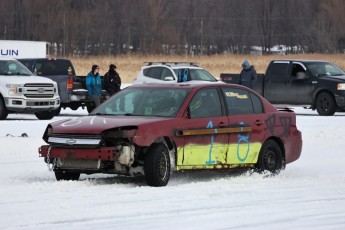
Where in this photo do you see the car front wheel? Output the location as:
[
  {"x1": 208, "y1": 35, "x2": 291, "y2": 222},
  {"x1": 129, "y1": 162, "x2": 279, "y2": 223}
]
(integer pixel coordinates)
[
  {"x1": 54, "y1": 170, "x2": 80, "y2": 181},
  {"x1": 144, "y1": 143, "x2": 171, "y2": 187},
  {"x1": 256, "y1": 140, "x2": 283, "y2": 173}
]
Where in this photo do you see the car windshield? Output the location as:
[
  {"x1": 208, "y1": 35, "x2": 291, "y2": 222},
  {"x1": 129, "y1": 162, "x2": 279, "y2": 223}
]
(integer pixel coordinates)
[
  {"x1": 306, "y1": 62, "x2": 345, "y2": 77},
  {"x1": 91, "y1": 87, "x2": 189, "y2": 117},
  {"x1": 0, "y1": 60, "x2": 33, "y2": 76},
  {"x1": 173, "y1": 68, "x2": 218, "y2": 81}
]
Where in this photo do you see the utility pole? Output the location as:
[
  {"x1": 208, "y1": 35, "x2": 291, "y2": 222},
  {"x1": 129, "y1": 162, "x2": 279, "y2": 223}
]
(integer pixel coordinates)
[
  {"x1": 200, "y1": 18, "x2": 203, "y2": 55},
  {"x1": 63, "y1": 11, "x2": 66, "y2": 57}
]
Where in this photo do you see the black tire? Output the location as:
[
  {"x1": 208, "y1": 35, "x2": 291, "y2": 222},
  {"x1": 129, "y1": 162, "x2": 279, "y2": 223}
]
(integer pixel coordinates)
[
  {"x1": 316, "y1": 92, "x2": 336, "y2": 116},
  {"x1": 256, "y1": 140, "x2": 283, "y2": 173},
  {"x1": 35, "y1": 110, "x2": 56, "y2": 120},
  {"x1": 54, "y1": 106, "x2": 61, "y2": 116},
  {"x1": 144, "y1": 143, "x2": 171, "y2": 187},
  {"x1": 0, "y1": 96, "x2": 8, "y2": 120},
  {"x1": 54, "y1": 170, "x2": 80, "y2": 181},
  {"x1": 87, "y1": 106, "x2": 95, "y2": 113}
]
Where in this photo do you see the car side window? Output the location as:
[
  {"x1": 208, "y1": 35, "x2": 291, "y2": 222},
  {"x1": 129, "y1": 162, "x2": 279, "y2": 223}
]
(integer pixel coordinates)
[
  {"x1": 250, "y1": 92, "x2": 263, "y2": 114},
  {"x1": 291, "y1": 63, "x2": 306, "y2": 77},
  {"x1": 147, "y1": 67, "x2": 164, "y2": 80},
  {"x1": 222, "y1": 87, "x2": 254, "y2": 115},
  {"x1": 162, "y1": 68, "x2": 175, "y2": 80},
  {"x1": 189, "y1": 88, "x2": 222, "y2": 118}
]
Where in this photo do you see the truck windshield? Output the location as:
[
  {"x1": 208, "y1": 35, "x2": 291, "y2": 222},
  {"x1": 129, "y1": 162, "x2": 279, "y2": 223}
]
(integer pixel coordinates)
[
  {"x1": 0, "y1": 60, "x2": 33, "y2": 76},
  {"x1": 306, "y1": 62, "x2": 345, "y2": 77}
]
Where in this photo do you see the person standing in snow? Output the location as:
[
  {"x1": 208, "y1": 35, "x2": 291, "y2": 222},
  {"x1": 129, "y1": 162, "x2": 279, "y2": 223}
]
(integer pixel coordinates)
[
  {"x1": 86, "y1": 64, "x2": 102, "y2": 108},
  {"x1": 103, "y1": 64, "x2": 121, "y2": 96},
  {"x1": 240, "y1": 60, "x2": 257, "y2": 89}
]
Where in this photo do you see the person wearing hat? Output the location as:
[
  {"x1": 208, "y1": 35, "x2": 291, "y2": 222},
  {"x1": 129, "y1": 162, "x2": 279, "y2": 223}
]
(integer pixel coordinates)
[
  {"x1": 86, "y1": 64, "x2": 102, "y2": 108},
  {"x1": 240, "y1": 60, "x2": 257, "y2": 89},
  {"x1": 103, "y1": 64, "x2": 121, "y2": 96}
]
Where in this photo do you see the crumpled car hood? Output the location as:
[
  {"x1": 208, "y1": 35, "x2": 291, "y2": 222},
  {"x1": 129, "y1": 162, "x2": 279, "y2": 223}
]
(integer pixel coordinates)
[{"x1": 50, "y1": 115, "x2": 172, "y2": 134}]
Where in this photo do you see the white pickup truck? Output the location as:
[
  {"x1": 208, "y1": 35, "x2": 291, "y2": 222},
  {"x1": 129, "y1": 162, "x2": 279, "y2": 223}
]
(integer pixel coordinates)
[{"x1": 0, "y1": 59, "x2": 60, "y2": 120}]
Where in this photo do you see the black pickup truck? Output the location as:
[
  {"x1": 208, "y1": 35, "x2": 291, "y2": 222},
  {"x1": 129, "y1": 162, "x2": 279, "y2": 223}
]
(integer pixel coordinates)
[
  {"x1": 220, "y1": 60, "x2": 345, "y2": 116},
  {"x1": 18, "y1": 58, "x2": 108, "y2": 115}
]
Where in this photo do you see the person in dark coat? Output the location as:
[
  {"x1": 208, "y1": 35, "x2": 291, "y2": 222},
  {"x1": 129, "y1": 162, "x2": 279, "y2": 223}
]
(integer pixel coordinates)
[
  {"x1": 103, "y1": 64, "x2": 121, "y2": 96},
  {"x1": 240, "y1": 60, "x2": 257, "y2": 89}
]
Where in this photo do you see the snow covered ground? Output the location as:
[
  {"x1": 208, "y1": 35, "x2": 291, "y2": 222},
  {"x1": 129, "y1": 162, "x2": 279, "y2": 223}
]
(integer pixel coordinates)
[{"x1": 1, "y1": 107, "x2": 345, "y2": 230}]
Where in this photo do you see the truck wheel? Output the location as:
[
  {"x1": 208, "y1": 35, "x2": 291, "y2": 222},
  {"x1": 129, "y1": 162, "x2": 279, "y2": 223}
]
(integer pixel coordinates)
[
  {"x1": 87, "y1": 106, "x2": 95, "y2": 113},
  {"x1": 0, "y1": 96, "x2": 8, "y2": 120},
  {"x1": 144, "y1": 143, "x2": 171, "y2": 187},
  {"x1": 316, "y1": 92, "x2": 336, "y2": 116},
  {"x1": 35, "y1": 111, "x2": 55, "y2": 120},
  {"x1": 55, "y1": 170, "x2": 80, "y2": 181},
  {"x1": 256, "y1": 140, "x2": 283, "y2": 173},
  {"x1": 54, "y1": 106, "x2": 61, "y2": 116}
]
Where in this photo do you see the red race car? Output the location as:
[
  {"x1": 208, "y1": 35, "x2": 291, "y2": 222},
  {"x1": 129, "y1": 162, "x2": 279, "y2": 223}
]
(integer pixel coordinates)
[{"x1": 39, "y1": 83, "x2": 302, "y2": 186}]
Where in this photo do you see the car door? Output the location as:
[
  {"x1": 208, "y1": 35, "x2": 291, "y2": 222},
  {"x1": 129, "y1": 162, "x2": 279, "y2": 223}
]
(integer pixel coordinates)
[
  {"x1": 176, "y1": 88, "x2": 230, "y2": 170},
  {"x1": 221, "y1": 86, "x2": 267, "y2": 165}
]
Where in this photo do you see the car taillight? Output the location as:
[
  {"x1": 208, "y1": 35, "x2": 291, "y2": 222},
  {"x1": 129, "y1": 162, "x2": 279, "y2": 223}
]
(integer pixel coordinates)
[{"x1": 67, "y1": 77, "x2": 73, "y2": 93}]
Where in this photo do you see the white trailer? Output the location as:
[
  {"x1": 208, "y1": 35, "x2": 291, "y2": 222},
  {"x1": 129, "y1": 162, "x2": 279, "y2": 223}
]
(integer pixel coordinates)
[{"x1": 0, "y1": 40, "x2": 48, "y2": 59}]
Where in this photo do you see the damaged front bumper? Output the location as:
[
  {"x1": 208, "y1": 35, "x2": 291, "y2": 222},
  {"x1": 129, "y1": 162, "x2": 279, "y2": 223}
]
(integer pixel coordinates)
[{"x1": 38, "y1": 145, "x2": 137, "y2": 173}]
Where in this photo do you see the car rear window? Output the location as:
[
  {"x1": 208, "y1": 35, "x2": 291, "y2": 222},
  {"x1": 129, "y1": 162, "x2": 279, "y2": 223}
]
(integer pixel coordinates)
[{"x1": 35, "y1": 60, "x2": 75, "y2": 76}]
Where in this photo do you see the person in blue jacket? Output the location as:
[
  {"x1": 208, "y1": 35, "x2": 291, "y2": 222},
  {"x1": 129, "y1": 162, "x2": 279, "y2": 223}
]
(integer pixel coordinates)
[
  {"x1": 240, "y1": 60, "x2": 257, "y2": 89},
  {"x1": 86, "y1": 64, "x2": 102, "y2": 108}
]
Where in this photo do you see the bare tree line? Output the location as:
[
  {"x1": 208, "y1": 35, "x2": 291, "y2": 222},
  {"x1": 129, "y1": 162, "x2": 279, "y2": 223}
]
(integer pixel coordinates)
[{"x1": 1, "y1": 0, "x2": 344, "y2": 56}]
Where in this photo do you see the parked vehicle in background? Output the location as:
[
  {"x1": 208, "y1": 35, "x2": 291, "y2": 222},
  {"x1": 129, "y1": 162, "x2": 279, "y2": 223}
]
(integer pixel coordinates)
[
  {"x1": 132, "y1": 62, "x2": 219, "y2": 84},
  {"x1": 39, "y1": 83, "x2": 302, "y2": 186},
  {"x1": 220, "y1": 59, "x2": 345, "y2": 116},
  {"x1": 19, "y1": 58, "x2": 108, "y2": 114},
  {"x1": 0, "y1": 59, "x2": 59, "y2": 120}
]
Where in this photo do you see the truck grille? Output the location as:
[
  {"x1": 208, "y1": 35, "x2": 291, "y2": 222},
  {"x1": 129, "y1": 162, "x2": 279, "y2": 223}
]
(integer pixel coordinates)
[
  {"x1": 24, "y1": 83, "x2": 54, "y2": 87},
  {"x1": 23, "y1": 83, "x2": 56, "y2": 99},
  {"x1": 24, "y1": 94, "x2": 55, "y2": 98}
]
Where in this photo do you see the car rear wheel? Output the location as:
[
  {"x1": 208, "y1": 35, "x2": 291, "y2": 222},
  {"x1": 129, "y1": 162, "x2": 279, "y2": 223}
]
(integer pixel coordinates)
[
  {"x1": 54, "y1": 169, "x2": 80, "y2": 181},
  {"x1": 256, "y1": 140, "x2": 283, "y2": 173},
  {"x1": 144, "y1": 143, "x2": 171, "y2": 187},
  {"x1": 316, "y1": 92, "x2": 336, "y2": 116}
]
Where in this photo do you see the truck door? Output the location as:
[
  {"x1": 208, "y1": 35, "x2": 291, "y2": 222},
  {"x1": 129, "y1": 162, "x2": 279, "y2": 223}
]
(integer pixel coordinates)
[
  {"x1": 265, "y1": 61, "x2": 298, "y2": 104},
  {"x1": 290, "y1": 62, "x2": 313, "y2": 104}
]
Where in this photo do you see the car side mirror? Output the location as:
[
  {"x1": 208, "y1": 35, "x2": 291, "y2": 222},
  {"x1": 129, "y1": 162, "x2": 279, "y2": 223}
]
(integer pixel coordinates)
[
  {"x1": 164, "y1": 76, "x2": 174, "y2": 81},
  {"x1": 296, "y1": 72, "x2": 308, "y2": 80}
]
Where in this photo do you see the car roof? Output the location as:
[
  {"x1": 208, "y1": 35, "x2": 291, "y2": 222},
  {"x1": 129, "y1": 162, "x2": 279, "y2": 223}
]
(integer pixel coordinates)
[
  {"x1": 128, "y1": 82, "x2": 236, "y2": 90},
  {"x1": 143, "y1": 62, "x2": 202, "y2": 69}
]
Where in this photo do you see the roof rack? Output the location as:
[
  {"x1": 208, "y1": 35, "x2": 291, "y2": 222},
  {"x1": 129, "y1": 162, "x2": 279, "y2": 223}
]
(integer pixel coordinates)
[{"x1": 144, "y1": 62, "x2": 199, "y2": 67}]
